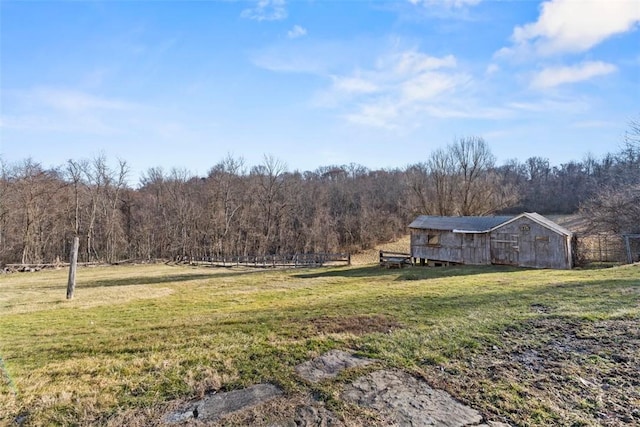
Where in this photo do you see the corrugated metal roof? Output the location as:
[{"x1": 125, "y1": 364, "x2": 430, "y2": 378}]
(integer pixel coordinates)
[{"x1": 409, "y1": 215, "x2": 514, "y2": 232}]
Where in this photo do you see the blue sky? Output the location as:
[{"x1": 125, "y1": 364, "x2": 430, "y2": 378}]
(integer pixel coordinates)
[{"x1": 1, "y1": 0, "x2": 639, "y2": 180}]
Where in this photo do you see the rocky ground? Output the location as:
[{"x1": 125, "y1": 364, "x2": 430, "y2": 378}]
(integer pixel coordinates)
[
  {"x1": 160, "y1": 315, "x2": 639, "y2": 427},
  {"x1": 164, "y1": 350, "x2": 510, "y2": 426},
  {"x1": 419, "y1": 316, "x2": 640, "y2": 426}
]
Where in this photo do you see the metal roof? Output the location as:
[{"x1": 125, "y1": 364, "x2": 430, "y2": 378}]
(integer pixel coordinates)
[
  {"x1": 409, "y1": 215, "x2": 514, "y2": 232},
  {"x1": 409, "y1": 212, "x2": 574, "y2": 236}
]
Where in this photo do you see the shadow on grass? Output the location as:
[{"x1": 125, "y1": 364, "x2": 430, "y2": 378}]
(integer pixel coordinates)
[
  {"x1": 41, "y1": 270, "x2": 263, "y2": 289},
  {"x1": 40, "y1": 277, "x2": 640, "y2": 362},
  {"x1": 294, "y1": 264, "x2": 524, "y2": 280}
]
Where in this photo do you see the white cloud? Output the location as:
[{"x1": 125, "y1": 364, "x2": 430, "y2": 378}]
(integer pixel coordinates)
[
  {"x1": 325, "y1": 49, "x2": 473, "y2": 128},
  {"x1": 390, "y1": 51, "x2": 456, "y2": 75},
  {"x1": 254, "y1": 41, "x2": 512, "y2": 129},
  {"x1": 287, "y1": 25, "x2": 307, "y2": 39},
  {"x1": 401, "y1": 72, "x2": 463, "y2": 101},
  {"x1": 530, "y1": 61, "x2": 617, "y2": 89},
  {"x1": 345, "y1": 102, "x2": 400, "y2": 129},
  {"x1": 506, "y1": 0, "x2": 640, "y2": 56},
  {"x1": 241, "y1": 0, "x2": 287, "y2": 22},
  {"x1": 485, "y1": 64, "x2": 500, "y2": 75},
  {"x1": 332, "y1": 76, "x2": 379, "y2": 94}
]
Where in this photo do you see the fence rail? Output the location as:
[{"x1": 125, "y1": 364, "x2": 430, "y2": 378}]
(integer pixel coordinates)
[
  {"x1": 379, "y1": 251, "x2": 412, "y2": 268},
  {"x1": 3, "y1": 262, "x2": 102, "y2": 272},
  {"x1": 190, "y1": 253, "x2": 351, "y2": 268}
]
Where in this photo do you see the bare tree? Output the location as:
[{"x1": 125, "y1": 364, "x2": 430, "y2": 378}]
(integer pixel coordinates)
[
  {"x1": 450, "y1": 136, "x2": 497, "y2": 215},
  {"x1": 405, "y1": 163, "x2": 432, "y2": 215},
  {"x1": 623, "y1": 116, "x2": 640, "y2": 156},
  {"x1": 206, "y1": 155, "x2": 246, "y2": 256},
  {"x1": 8, "y1": 159, "x2": 63, "y2": 264},
  {"x1": 0, "y1": 158, "x2": 8, "y2": 264},
  {"x1": 580, "y1": 185, "x2": 640, "y2": 234},
  {"x1": 251, "y1": 155, "x2": 289, "y2": 255},
  {"x1": 66, "y1": 159, "x2": 84, "y2": 236},
  {"x1": 78, "y1": 156, "x2": 129, "y2": 262},
  {"x1": 412, "y1": 137, "x2": 513, "y2": 216},
  {"x1": 428, "y1": 147, "x2": 457, "y2": 215}
]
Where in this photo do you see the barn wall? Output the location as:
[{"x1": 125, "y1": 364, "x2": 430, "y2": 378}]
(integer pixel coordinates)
[
  {"x1": 491, "y1": 217, "x2": 570, "y2": 269},
  {"x1": 410, "y1": 229, "x2": 490, "y2": 265}
]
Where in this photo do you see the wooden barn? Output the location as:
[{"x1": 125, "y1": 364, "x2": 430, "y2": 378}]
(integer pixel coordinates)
[{"x1": 409, "y1": 213, "x2": 574, "y2": 269}]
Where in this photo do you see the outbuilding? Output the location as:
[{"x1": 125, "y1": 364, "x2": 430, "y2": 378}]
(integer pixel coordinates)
[{"x1": 409, "y1": 212, "x2": 574, "y2": 269}]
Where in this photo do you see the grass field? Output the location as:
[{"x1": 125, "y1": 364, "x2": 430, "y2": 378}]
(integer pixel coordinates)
[{"x1": 1, "y1": 262, "x2": 639, "y2": 426}]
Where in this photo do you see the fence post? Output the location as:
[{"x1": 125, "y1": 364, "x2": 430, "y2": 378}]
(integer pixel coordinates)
[
  {"x1": 624, "y1": 235, "x2": 633, "y2": 264},
  {"x1": 66, "y1": 236, "x2": 79, "y2": 300}
]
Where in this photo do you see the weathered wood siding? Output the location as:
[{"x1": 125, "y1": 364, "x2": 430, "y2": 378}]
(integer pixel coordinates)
[
  {"x1": 410, "y1": 230, "x2": 490, "y2": 265},
  {"x1": 490, "y1": 217, "x2": 571, "y2": 269}
]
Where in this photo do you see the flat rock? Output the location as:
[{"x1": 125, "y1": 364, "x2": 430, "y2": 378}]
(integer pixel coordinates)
[
  {"x1": 164, "y1": 383, "x2": 283, "y2": 424},
  {"x1": 343, "y1": 369, "x2": 483, "y2": 427},
  {"x1": 295, "y1": 350, "x2": 375, "y2": 383}
]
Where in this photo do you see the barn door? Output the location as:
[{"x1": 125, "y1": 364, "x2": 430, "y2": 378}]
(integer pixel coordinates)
[{"x1": 490, "y1": 233, "x2": 519, "y2": 265}]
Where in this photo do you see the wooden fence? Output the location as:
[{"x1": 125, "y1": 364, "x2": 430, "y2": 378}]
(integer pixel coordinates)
[
  {"x1": 3, "y1": 262, "x2": 102, "y2": 273},
  {"x1": 190, "y1": 253, "x2": 351, "y2": 268},
  {"x1": 379, "y1": 251, "x2": 412, "y2": 268}
]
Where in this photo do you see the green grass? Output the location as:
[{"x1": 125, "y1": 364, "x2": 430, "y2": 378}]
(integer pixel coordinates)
[{"x1": 1, "y1": 263, "x2": 639, "y2": 426}]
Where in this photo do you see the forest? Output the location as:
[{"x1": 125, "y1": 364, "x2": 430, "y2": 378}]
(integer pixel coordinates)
[{"x1": 1, "y1": 122, "x2": 639, "y2": 266}]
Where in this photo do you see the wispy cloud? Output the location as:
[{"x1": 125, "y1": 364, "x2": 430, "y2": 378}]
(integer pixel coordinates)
[
  {"x1": 331, "y1": 76, "x2": 379, "y2": 94},
  {"x1": 241, "y1": 0, "x2": 287, "y2": 22},
  {"x1": 322, "y1": 49, "x2": 475, "y2": 128},
  {"x1": 507, "y1": 98, "x2": 589, "y2": 114},
  {"x1": 251, "y1": 38, "x2": 371, "y2": 74},
  {"x1": 530, "y1": 61, "x2": 617, "y2": 89},
  {"x1": 408, "y1": 0, "x2": 481, "y2": 8},
  {"x1": 571, "y1": 120, "x2": 618, "y2": 129},
  {"x1": 2, "y1": 87, "x2": 139, "y2": 134},
  {"x1": 287, "y1": 25, "x2": 307, "y2": 39},
  {"x1": 31, "y1": 87, "x2": 136, "y2": 112},
  {"x1": 498, "y1": 0, "x2": 640, "y2": 57}
]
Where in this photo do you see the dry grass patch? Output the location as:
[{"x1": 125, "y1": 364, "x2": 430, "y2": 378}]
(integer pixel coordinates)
[
  {"x1": 350, "y1": 235, "x2": 411, "y2": 265},
  {"x1": 310, "y1": 315, "x2": 403, "y2": 336}
]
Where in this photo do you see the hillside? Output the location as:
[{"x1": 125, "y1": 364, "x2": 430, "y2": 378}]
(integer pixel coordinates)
[{"x1": 350, "y1": 235, "x2": 411, "y2": 265}]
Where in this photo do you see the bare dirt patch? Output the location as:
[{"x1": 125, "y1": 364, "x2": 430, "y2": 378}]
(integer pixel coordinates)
[
  {"x1": 420, "y1": 317, "x2": 640, "y2": 426},
  {"x1": 295, "y1": 350, "x2": 376, "y2": 383},
  {"x1": 310, "y1": 314, "x2": 402, "y2": 336}
]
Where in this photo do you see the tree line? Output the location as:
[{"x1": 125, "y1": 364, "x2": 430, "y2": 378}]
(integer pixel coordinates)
[{"x1": 1, "y1": 128, "x2": 639, "y2": 266}]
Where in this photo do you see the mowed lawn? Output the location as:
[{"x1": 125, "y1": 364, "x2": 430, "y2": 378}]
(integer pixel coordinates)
[{"x1": 1, "y1": 263, "x2": 639, "y2": 426}]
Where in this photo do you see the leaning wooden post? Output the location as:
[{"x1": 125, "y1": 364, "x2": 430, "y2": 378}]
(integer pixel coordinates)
[
  {"x1": 66, "y1": 236, "x2": 79, "y2": 300},
  {"x1": 624, "y1": 235, "x2": 632, "y2": 264}
]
